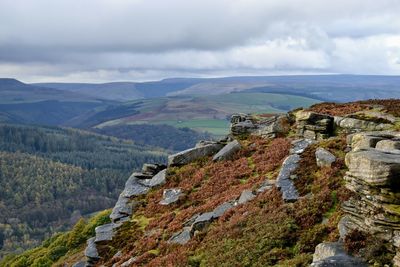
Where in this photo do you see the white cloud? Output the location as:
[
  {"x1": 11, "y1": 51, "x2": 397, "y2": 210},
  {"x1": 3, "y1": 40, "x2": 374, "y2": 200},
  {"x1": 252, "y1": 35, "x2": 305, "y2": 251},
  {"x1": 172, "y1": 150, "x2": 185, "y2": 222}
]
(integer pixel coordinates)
[{"x1": 1, "y1": 0, "x2": 400, "y2": 82}]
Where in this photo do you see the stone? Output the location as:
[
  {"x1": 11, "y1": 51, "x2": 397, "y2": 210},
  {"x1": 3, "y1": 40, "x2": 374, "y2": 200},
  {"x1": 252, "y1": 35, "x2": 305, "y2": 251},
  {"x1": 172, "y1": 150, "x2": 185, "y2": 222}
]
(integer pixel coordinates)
[
  {"x1": 376, "y1": 139, "x2": 400, "y2": 151},
  {"x1": 255, "y1": 114, "x2": 291, "y2": 138},
  {"x1": 311, "y1": 255, "x2": 368, "y2": 267},
  {"x1": 168, "y1": 227, "x2": 191, "y2": 245},
  {"x1": 191, "y1": 212, "x2": 214, "y2": 232},
  {"x1": 149, "y1": 169, "x2": 167, "y2": 187},
  {"x1": 238, "y1": 189, "x2": 256, "y2": 204},
  {"x1": 315, "y1": 147, "x2": 336, "y2": 167},
  {"x1": 290, "y1": 139, "x2": 314, "y2": 154},
  {"x1": 72, "y1": 261, "x2": 86, "y2": 267},
  {"x1": 256, "y1": 179, "x2": 275, "y2": 193},
  {"x1": 85, "y1": 237, "x2": 100, "y2": 261},
  {"x1": 334, "y1": 116, "x2": 392, "y2": 132},
  {"x1": 296, "y1": 111, "x2": 334, "y2": 140},
  {"x1": 95, "y1": 223, "x2": 114, "y2": 243},
  {"x1": 345, "y1": 149, "x2": 400, "y2": 186},
  {"x1": 212, "y1": 201, "x2": 234, "y2": 218},
  {"x1": 159, "y1": 188, "x2": 183, "y2": 205},
  {"x1": 120, "y1": 257, "x2": 138, "y2": 267},
  {"x1": 168, "y1": 142, "x2": 224, "y2": 166},
  {"x1": 213, "y1": 140, "x2": 241, "y2": 161},
  {"x1": 122, "y1": 175, "x2": 150, "y2": 198},
  {"x1": 276, "y1": 154, "x2": 300, "y2": 202},
  {"x1": 142, "y1": 163, "x2": 166, "y2": 175},
  {"x1": 110, "y1": 194, "x2": 136, "y2": 222},
  {"x1": 312, "y1": 242, "x2": 346, "y2": 262}
]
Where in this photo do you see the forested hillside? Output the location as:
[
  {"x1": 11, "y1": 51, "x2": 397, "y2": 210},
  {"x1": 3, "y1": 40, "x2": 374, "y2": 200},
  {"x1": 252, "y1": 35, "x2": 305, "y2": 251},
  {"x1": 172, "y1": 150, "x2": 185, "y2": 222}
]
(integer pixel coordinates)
[{"x1": 0, "y1": 124, "x2": 166, "y2": 258}]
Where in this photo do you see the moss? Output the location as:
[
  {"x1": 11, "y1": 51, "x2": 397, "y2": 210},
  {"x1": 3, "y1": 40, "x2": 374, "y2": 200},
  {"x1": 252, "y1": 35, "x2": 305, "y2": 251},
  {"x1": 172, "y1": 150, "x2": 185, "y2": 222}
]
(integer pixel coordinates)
[{"x1": 132, "y1": 215, "x2": 151, "y2": 231}]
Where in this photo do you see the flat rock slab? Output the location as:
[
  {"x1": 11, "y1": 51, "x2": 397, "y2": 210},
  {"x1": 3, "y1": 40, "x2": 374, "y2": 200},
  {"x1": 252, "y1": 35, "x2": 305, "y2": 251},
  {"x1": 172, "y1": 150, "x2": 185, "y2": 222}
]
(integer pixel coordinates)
[
  {"x1": 276, "y1": 154, "x2": 300, "y2": 202},
  {"x1": 168, "y1": 143, "x2": 224, "y2": 166},
  {"x1": 238, "y1": 189, "x2": 256, "y2": 204},
  {"x1": 122, "y1": 175, "x2": 150, "y2": 198},
  {"x1": 142, "y1": 163, "x2": 166, "y2": 175},
  {"x1": 290, "y1": 139, "x2": 314, "y2": 154},
  {"x1": 72, "y1": 261, "x2": 86, "y2": 267},
  {"x1": 311, "y1": 242, "x2": 367, "y2": 267},
  {"x1": 159, "y1": 188, "x2": 183, "y2": 205},
  {"x1": 213, "y1": 140, "x2": 241, "y2": 161},
  {"x1": 212, "y1": 201, "x2": 234, "y2": 218},
  {"x1": 345, "y1": 149, "x2": 400, "y2": 186},
  {"x1": 315, "y1": 147, "x2": 336, "y2": 167},
  {"x1": 149, "y1": 169, "x2": 167, "y2": 187},
  {"x1": 110, "y1": 194, "x2": 135, "y2": 222},
  {"x1": 168, "y1": 227, "x2": 192, "y2": 245},
  {"x1": 85, "y1": 237, "x2": 100, "y2": 260},
  {"x1": 257, "y1": 180, "x2": 275, "y2": 193},
  {"x1": 95, "y1": 223, "x2": 115, "y2": 243}
]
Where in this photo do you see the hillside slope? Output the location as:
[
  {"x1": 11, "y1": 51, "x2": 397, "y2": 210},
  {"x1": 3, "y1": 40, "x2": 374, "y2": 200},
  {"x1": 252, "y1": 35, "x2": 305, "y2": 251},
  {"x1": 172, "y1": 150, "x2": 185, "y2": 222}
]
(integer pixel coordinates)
[
  {"x1": 3, "y1": 100, "x2": 400, "y2": 267},
  {"x1": 0, "y1": 124, "x2": 166, "y2": 258}
]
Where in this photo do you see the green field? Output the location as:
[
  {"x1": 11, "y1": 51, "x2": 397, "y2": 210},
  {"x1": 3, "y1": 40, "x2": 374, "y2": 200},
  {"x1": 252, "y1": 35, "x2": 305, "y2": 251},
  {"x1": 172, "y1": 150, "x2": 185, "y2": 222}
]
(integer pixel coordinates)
[{"x1": 93, "y1": 92, "x2": 320, "y2": 136}]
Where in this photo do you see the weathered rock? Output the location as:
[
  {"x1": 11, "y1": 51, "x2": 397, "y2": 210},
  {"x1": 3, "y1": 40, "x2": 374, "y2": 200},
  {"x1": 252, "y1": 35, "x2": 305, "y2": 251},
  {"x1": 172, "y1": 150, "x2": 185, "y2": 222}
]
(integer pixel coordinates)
[
  {"x1": 168, "y1": 142, "x2": 224, "y2": 166},
  {"x1": 110, "y1": 194, "x2": 137, "y2": 222},
  {"x1": 159, "y1": 188, "x2": 183, "y2": 205},
  {"x1": 312, "y1": 242, "x2": 346, "y2": 262},
  {"x1": 315, "y1": 147, "x2": 336, "y2": 167},
  {"x1": 213, "y1": 140, "x2": 241, "y2": 161},
  {"x1": 120, "y1": 257, "x2": 138, "y2": 267},
  {"x1": 122, "y1": 174, "x2": 151, "y2": 198},
  {"x1": 191, "y1": 212, "x2": 214, "y2": 232},
  {"x1": 256, "y1": 179, "x2": 275, "y2": 193},
  {"x1": 290, "y1": 138, "x2": 314, "y2": 154},
  {"x1": 168, "y1": 227, "x2": 192, "y2": 245},
  {"x1": 376, "y1": 139, "x2": 400, "y2": 151},
  {"x1": 296, "y1": 111, "x2": 334, "y2": 140},
  {"x1": 238, "y1": 189, "x2": 256, "y2": 204},
  {"x1": 311, "y1": 255, "x2": 368, "y2": 267},
  {"x1": 334, "y1": 116, "x2": 392, "y2": 132},
  {"x1": 142, "y1": 163, "x2": 166, "y2": 175},
  {"x1": 212, "y1": 201, "x2": 234, "y2": 218},
  {"x1": 255, "y1": 114, "x2": 291, "y2": 138},
  {"x1": 148, "y1": 169, "x2": 167, "y2": 187},
  {"x1": 276, "y1": 154, "x2": 300, "y2": 202},
  {"x1": 311, "y1": 242, "x2": 367, "y2": 267},
  {"x1": 85, "y1": 237, "x2": 100, "y2": 261},
  {"x1": 95, "y1": 223, "x2": 114, "y2": 243},
  {"x1": 72, "y1": 261, "x2": 86, "y2": 267}
]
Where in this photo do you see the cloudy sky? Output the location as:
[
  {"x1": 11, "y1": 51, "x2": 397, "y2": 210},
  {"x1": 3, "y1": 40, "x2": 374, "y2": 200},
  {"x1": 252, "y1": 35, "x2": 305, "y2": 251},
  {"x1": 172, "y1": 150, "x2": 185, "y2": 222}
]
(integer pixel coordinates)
[{"x1": 1, "y1": 0, "x2": 400, "y2": 82}]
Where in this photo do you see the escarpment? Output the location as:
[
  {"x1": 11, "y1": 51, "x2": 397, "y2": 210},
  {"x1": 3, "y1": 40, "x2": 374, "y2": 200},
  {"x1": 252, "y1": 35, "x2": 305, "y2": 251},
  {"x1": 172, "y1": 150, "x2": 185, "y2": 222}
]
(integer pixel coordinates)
[{"x1": 63, "y1": 100, "x2": 400, "y2": 267}]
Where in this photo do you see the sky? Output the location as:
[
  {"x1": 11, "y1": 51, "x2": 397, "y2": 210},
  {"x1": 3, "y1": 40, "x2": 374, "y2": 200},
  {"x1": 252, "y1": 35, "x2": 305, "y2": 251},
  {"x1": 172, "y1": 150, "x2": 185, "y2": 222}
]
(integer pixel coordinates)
[{"x1": 1, "y1": 0, "x2": 400, "y2": 83}]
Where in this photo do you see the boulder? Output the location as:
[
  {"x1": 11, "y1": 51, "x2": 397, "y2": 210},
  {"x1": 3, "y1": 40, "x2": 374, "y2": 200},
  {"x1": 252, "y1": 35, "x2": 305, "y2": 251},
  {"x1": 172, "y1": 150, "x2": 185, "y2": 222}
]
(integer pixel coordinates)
[
  {"x1": 110, "y1": 194, "x2": 137, "y2": 222},
  {"x1": 315, "y1": 148, "x2": 336, "y2": 167},
  {"x1": 296, "y1": 111, "x2": 334, "y2": 140},
  {"x1": 168, "y1": 142, "x2": 224, "y2": 166},
  {"x1": 276, "y1": 154, "x2": 300, "y2": 202},
  {"x1": 122, "y1": 174, "x2": 151, "y2": 198},
  {"x1": 168, "y1": 227, "x2": 192, "y2": 245},
  {"x1": 290, "y1": 139, "x2": 314, "y2": 154},
  {"x1": 191, "y1": 212, "x2": 214, "y2": 232},
  {"x1": 85, "y1": 237, "x2": 100, "y2": 262},
  {"x1": 311, "y1": 242, "x2": 367, "y2": 267},
  {"x1": 95, "y1": 223, "x2": 115, "y2": 243},
  {"x1": 159, "y1": 188, "x2": 183, "y2": 205},
  {"x1": 238, "y1": 189, "x2": 256, "y2": 204},
  {"x1": 213, "y1": 140, "x2": 241, "y2": 161},
  {"x1": 142, "y1": 163, "x2": 166, "y2": 175},
  {"x1": 334, "y1": 116, "x2": 392, "y2": 132},
  {"x1": 148, "y1": 169, "x2": 167, "y2": 187},
  {"x1": 212, "y1": 201, "x2": 234, "y2": 218},
  {"x1": 376, "y1": 139, "x2": 400, "y2": 151},
  {"x1": 72, "y1": 261, "x2": 86, "y2": 267},
  {"x1": 255, "y1": 114, "x2": 291, "y2": 138}
]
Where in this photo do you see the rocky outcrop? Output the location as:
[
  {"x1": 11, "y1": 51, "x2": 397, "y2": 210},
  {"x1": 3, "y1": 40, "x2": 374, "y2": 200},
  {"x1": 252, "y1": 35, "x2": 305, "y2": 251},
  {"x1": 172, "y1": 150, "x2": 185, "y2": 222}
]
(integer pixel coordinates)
[
  {"x1": 315, "y1": 147, "x2": 336, "y2": 167},
  {"x1": 339, "y1": 131, "x2": 400, "y2": 266},
  {"x1": 311, "y1": 242, "x2": 367, "y2": 267},
  {"x1": 334, "y1": 116, "x2": 392, "y2": 132},
  {"x1": 85, "y1": 237, "x2": 100, "y2": 266},
  {"x1": 213, "y1": 140, "x2": 241, "y2": 161},
  {"x1": 276, "y1": 139, "x2": 313, "y2": 202},
  {"x1": 230, "y1": 113, "x2": 290, "y2": 138},
  {"x1": 168, "y1": 141, "x2": 224, "y2": 166},
  {"x1": 295, "y1": 111, "x2": 334, "y2": 140},
  {"x1": 159, "y1": 188, "x2": 183, "y2": 205}
]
